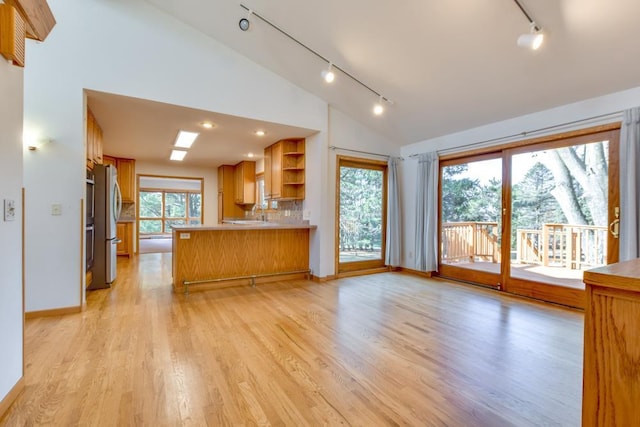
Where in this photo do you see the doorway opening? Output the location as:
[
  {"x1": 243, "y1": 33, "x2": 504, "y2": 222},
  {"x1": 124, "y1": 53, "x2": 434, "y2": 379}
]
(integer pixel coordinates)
[
  {"x1": 335, "y1": 156, "x2": 388, "y2": 274},
  {"x1": 137, "y1": 175, "x2": 203, "y2": 254}
]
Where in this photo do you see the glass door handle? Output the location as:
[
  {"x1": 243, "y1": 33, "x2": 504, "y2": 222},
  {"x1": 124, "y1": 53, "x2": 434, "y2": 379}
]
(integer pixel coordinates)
[
  {"x1": 609, "y1": 219, "x2": 620, "y2": 239},
  {"x1": 610, "y1": 207, "x2": 620, "y2": 239}
]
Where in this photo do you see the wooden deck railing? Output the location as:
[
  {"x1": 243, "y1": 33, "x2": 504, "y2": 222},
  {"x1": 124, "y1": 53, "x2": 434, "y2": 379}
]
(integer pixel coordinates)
[
  {"x1": 516, "y1": 224, "x2": 607, "y2": 270},
  {"x1": 441, "y1": 222, "x2": 501, "y2": 264},
  {"x1": 442, "y1": 222, "x2": 607, "y2": 270}
]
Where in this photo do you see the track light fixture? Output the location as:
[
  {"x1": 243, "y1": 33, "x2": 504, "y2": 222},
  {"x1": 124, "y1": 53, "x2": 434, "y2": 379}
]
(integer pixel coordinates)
[
  {"x1": 321, "y1": 62, "x2": 335, "y2": 83},
  {"x1": 239, "y1": 4, "x2": 393, "y2": 115},
  {"x1": 512, "y1": 0, "x2": 544, "y2": 50},
  {"x1": 239, "y1": 9, "x2": 252, "y2": 31},
  {"x1": 373, "y1": 96, "x2": 384, "y2": 116}
]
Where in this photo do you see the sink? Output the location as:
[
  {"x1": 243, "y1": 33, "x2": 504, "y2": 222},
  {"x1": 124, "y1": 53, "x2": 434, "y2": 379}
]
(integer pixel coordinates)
[{"x1": 224, "y1": 220, "x2": 270, "y2": 225}]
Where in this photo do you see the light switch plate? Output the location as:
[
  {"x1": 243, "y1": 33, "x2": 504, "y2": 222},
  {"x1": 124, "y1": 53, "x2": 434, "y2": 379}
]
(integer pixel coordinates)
[
  {"x1": 4, "y1": 199, "x2": 16, "y2": 221},
  {"x1": 51, "y1": 203, "x2": 62, "y2": 216}
]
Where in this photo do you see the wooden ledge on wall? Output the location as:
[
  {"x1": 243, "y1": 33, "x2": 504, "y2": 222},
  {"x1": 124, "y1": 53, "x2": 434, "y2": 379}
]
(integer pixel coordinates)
[{"x1": 4, "y1": 0, "x2": 55, "y2": 41}]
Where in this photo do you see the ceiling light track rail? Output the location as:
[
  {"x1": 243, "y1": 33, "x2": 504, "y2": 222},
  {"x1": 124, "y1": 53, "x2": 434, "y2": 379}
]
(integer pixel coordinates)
[
  {"x1": 239, "y1": 4, "x2": 392, "y2": 105},
  {"x1": 512, "y1": 0, "x2": 540, "y2": 31}
]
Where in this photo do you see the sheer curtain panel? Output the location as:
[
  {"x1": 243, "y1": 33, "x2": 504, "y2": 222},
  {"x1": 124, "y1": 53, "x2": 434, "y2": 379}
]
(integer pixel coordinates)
[
  {"x1": 385, "y1": 157, "x2": 401, "y2": 266},
  {"x1": 415, "y1": 152, "x2": 439, "y2": 272},
  {"x1": 620, "y1": 107, "x2": 640, "y2": 261}
]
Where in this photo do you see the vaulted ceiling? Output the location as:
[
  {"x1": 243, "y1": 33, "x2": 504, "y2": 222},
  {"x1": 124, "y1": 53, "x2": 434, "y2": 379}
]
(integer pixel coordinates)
[{"x1": 145, "y1": 0, "x2": 640, "y2": 145}]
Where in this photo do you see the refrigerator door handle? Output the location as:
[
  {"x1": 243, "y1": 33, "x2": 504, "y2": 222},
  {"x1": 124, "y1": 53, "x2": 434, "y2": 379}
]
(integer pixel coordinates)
[{"x1": 114, "y1": 180, "x2": 123, "y2": 223}]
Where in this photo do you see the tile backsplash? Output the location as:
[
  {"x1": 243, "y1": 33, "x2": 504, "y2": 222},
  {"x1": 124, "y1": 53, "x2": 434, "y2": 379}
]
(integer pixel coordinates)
[{"x1": 120, "y1": 202, "x2": 136, "y2": 219}]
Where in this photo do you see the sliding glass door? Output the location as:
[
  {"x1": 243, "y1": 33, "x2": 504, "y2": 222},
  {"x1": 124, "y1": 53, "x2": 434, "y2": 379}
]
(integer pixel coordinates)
[
  {"x1": 504, "y1": 131, "x2": 619, "y2": 307},
  {"x1": 439, "y1": 127, "x2": 620, "y2": 308},
  {"x1": 439, "y1": 154, "x2": 503, "y2": 288},
  {"x1": 336, "y1": 157, "x2": 387, "y2": 274}
]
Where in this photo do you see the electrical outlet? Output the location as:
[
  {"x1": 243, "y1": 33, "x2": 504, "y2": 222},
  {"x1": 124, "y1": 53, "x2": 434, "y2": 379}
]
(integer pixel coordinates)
[
  {"x1": 3, "y1": 199, "x2": 16, "y2": 221},
  {"x1": 180, "y1": 233, "x2": 190, "y2": 239}
]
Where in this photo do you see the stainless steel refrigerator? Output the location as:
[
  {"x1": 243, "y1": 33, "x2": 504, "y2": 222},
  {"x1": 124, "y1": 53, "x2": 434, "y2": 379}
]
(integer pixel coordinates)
[{"x1": 89, "y1": 164, "x2": 122, "y2": 290}]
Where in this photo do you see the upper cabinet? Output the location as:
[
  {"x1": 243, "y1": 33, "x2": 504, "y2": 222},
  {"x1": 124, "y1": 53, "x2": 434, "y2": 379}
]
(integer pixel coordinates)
[
  {"x1": 234, "y1": 160, "x2": 256, "y2": 205},
  {"x1": 117, "y1": 158, "x2": 135, "y2": 203},
  {"x1": 218, "y1": 165, "x2": 245, "y2": 222},
  {"x1": 265, "y1": 138, "x2": 305, "y2": 200},
  {"x1": 103, "y1": 154, "x2": 135, "y2": 203},
  {"x1": 86, "y1": 108, "x2": 103, "y2": 169}
]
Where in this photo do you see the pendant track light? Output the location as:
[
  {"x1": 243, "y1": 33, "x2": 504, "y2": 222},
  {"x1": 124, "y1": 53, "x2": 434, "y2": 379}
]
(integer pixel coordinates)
[
  {"x1": 321, "y1": 62, "x2": 335, "y2": 83},
  {"x1": 512, "y1": 0, "x2": 545, "y2": 50},
  {"x1": 373, "y1": 96, "x2": 384, "y2": 116},
  {"x1": 239, "y1": 4, "x2": 393, "y2": 116},
  {"x1": 239, "y1": 9, "x2": 252, "y2": 31}
]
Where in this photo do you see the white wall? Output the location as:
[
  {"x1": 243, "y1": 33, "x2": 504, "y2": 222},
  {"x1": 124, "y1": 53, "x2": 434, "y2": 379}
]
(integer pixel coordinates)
[
  {"x1": 0, "y1": 59, "x2": 24, "y2": 408},
  {"x1": 135, "y1": 161, "x2": 216, "y2": 225},
  {"x1": 22, "y1": 0, "x2": 333, "y2": 311},
  {"x1": 325, "y1": 107, "x2": 401, "y2": 275},
  {"x1": 399, "y1": 86, "x2": 640, "y2": 269}
]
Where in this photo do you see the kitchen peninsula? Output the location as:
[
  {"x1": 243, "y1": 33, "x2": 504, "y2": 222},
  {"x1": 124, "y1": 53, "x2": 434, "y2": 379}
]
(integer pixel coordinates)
[{"x1": 172, "y1": 222, "x2": 316, "y2": 293}]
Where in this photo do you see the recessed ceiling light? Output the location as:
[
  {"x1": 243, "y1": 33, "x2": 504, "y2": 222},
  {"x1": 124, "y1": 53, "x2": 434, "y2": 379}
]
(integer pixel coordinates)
[
  {"x1": 201, "y1": 122, "x2": 215, "y2": 129},
  {"x1": 247, "y1": 152, "x2": 254, "y2": 158},
  {"x1": 174, "y1": 130, "x2": 199, "y2": 148},
  {"x1": 255, "y1": 130, "x2": 266, "y2": 137},
  {"x1": 170, "y1": 150, "x2": 187, "y2": 161}
]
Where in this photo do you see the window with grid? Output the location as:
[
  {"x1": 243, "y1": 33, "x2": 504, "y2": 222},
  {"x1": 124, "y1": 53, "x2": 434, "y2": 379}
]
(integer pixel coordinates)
[{"x1": 139, "y1": 190, "x2": 202, "y2": 234}]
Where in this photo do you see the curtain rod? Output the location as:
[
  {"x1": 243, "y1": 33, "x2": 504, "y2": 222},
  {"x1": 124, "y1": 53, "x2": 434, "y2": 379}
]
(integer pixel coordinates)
[
  {"x1": 408, "y1": 110, "x2": 623, "y2": 158},
  {"x1": 329, "y1": 146, "x2": 403, "y2": 160}
]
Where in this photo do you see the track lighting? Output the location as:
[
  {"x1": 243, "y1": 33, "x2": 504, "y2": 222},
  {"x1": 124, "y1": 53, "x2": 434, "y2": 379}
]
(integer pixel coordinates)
[
  {"x1": 512, "y1": 0, "x2": 544, "y2": 50},
  {"x1": 321, "y1": 62, "x2": 335, "y2": 83},
  {"x1": 373, "y1": 96, "x2": 384, "y2": 116},
  {"x1": 517, "y1": 22, "x2": 544, "y2": 50},
  {"x1": 239, "y1": 4, "x2": 393, "y2": 117},
  {"x1": 239, "y1": 9, "x2": 252, "y2": 31}
]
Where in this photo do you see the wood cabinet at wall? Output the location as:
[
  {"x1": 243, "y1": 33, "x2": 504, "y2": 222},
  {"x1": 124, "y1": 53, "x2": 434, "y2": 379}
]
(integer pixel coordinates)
[
  {"x1": 116, "y1": 222, "x2": 133, "y2": 258},
  {"x1": 217, "y1": 165, "x2": 245, "y2": 223},
  {"x1": 116, "y1": 158, "x2": 135, "y2": 202},
  {"x1": 264, "y1": 138, "x2": 305, "y2": 200},
  {"x1": 234, "y1": 160, "x2": 256, "y2": 205},
  {"x1": 582, "y1": 260, "x2": 640, "y2": 426},
  {"x1": 264, "y1": 145, "x2": 272, "y2": 199},
  {"x1": 102, "y1": 155, "x2": 116, "y2": 167},
  {"x1": 102, "y1": 155, "x2": 135, "y2": 202},
  {"x1": 86, "y1": 108, "x2": 103, "y2": 169}
]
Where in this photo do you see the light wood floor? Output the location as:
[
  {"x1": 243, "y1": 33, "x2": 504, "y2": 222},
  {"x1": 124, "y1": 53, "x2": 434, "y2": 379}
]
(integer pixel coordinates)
[{"x1": 3, "y1": 254, "x2": 584, "y2": 426}]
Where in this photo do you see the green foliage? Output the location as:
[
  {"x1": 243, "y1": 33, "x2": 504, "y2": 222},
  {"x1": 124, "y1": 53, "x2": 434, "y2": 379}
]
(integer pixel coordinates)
[
  {"x1": 441, "y1": 165, "x2": 501, "y2": 223},
  {"x1": 139, "y1": 191, "x2": 201, "y2": 234},
  {"x1": 339, "y1": 167, "x2": 383, "y2": 251}
]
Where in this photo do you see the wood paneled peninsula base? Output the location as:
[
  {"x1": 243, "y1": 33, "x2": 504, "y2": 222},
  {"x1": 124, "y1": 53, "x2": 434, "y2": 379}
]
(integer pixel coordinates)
[
  {"x1": 172, "y1": 223, "x2": 316, "y2": 293},
  {"x1": 582, "y1": 259, "x2": 640, "y2": 426}
]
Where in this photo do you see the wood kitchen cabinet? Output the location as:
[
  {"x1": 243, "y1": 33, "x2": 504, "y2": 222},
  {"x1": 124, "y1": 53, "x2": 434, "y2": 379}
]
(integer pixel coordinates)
[
  {"x1": 264, "y1": 145, "x2": 272, "y2": 199},
  {"x1": 116, "y1": 158, "x2": 135, "y2": 202},
  {"x1": 234, "y1": 160, "x2": 256, "y2": 205},
  {"x1": 582, "y1": 259, "x2": 640, "y2": 426},
  {"x1": 103, "y1": 155, "x2": 135, "y2": 202},
  {"x1": 217, "y1": 165, "x2": 245, "y2": 223},
  {"x1": 86, "y1": 108, "x2": 104, "y2": 169},
  {"x1": 116, "y1": 222, "x2": 133, "y2": 258},
  {"x1": 265, "y1": 138, "x2": 305, "y2": 200},
  {"x1": 103, "y1": 155, "x2": 116, "y2": 167}
]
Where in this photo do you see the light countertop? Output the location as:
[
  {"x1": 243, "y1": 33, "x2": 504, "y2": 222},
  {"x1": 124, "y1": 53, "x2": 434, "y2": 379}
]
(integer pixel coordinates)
[{"x1": 172, "y1": 222, "x2": 316, "y2": 231}]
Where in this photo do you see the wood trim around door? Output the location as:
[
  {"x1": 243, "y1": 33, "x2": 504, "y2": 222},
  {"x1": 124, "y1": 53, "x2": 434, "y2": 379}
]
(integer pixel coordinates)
[{"x1": 335, "y1": 156, "x2": 388, "y2": 276}]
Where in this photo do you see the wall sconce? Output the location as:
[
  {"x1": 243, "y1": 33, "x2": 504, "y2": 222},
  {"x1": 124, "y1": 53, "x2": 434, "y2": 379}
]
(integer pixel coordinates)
[{"x1": 28, "y1": 139, "x2": 52, "y2": 151}]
